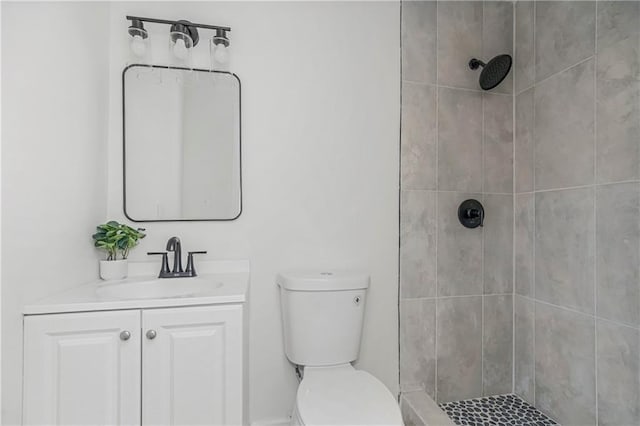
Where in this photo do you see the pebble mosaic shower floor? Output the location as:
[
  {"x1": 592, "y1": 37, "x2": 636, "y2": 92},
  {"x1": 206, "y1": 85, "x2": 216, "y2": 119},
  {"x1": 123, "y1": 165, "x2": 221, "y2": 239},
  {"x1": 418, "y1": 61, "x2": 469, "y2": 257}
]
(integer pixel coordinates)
[{"x1": 439, "y1": 394, "x2": 558, "y2": 426}]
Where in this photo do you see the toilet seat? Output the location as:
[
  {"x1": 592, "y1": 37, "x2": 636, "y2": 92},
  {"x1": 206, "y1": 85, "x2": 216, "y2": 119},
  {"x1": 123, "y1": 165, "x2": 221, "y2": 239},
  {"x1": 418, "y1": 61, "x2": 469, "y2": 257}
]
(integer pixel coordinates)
[{"x1": 294, "y1": 365, "x2": 403, "y2": 425}]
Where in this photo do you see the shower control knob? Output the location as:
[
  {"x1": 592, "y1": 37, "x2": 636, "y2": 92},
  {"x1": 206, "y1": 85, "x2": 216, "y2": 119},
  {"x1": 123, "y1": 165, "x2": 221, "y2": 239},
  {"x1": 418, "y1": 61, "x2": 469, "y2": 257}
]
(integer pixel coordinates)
[
  {"x1": 120, "y1": 330, "x2": 131, "y2": 341},
  {"x1": 146, "y1": 329, "x2": 157, "y2": 340},
  {"x1": 458, "y1": 199, "x2": 485, "y2": 229}
]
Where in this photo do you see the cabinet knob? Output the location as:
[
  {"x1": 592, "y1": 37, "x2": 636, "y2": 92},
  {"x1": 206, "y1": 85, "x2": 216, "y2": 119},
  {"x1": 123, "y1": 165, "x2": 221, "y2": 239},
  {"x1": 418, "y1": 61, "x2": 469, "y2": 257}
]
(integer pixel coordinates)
[
  {"x1": 146, "y1": 329, "x2": 157, "y2": 340},
  {"x1": 120, "y1": 330, "x2": 131, "y2": 341}
]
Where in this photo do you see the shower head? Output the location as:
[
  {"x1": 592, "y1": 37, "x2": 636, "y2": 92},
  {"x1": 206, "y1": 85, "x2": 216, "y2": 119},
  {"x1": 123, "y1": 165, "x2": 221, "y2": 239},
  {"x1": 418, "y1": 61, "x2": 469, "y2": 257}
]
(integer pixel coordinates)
[{"x1": 469, "y1": 54, "x2": 512, "y2": 90}]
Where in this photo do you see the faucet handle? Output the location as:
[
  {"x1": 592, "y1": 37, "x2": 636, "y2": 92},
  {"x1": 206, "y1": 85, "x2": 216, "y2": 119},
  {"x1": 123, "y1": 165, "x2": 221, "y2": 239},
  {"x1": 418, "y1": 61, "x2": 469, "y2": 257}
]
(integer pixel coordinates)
[
  {"x1": 147, "y1": 252, "x2": 170, "y2": 277},
  {"x1": 185, "y1": 251, "x2": 207, "y2": 277}
]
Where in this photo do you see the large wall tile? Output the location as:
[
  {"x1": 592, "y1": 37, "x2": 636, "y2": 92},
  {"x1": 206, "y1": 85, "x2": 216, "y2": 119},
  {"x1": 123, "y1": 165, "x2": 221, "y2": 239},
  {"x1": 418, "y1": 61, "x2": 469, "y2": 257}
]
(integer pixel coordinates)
[
  {"x1": 535, "y1": 303, "x2": 596, "y2": 425},
  {"x1": 597, "y1": 320, "x2": 640, "y2": 426},
  {"x1": 515, "y1": 193, "x2": 534, "y2": 297},
  {"x1": 438, "y1": 88, "x2": 483, "y2": 192},
  {"x1": 535, "y1": 1, "x2": 595, "y2": 83},
  {"x1": 596, "y1": 79, "x2": 640, "y2": 183},
  {"x1": 400, "y1": 298, "x2": 436, "y2": 397},
  {"x1": 401, "y1": 190, "x2": 437, "y2": 299},
  {"x1": 535, "y1": 59, "x2": 595, "y2": 190},
  {"x1": 515, "y1": 1, "x2": 535, "y2": 93},
  {"x1": 515, "y1": 88, "x2": 534, "y2": 193},
  {"x1": 437, "y1": 192, "x2": 483, "y2": 297},
  {"x1": 401, "y1": 82, "x2": 437, "y2": 190},
  {"x1": 514, "y1": 296, "x2": 535, "y2": 404},
  {"x1": 483, "y1": 94, "x2": 513, "y2": 194},
  {"x1": 596, "y1": 0, "x2": 640, "y2": 82},
  {"x1": 437, "y1": 296, "x2": 483, "y2": 402},
  {"x1": 483, "y1": 295, "x2": 513, "y2": 396},
  {"x1": 596, "y1": 183, "x2": 640, "y2": 327},
  {"x1": 482, "y1": 2, "x2": 513, "y2": 94},
  {"x1": 437, "y1": 1, "x2": 483, "y2": 90},
  {"x1": 402, "y1": 0, "x2": 437, "y2": 84},
  {"x1": 483, "y1": 194, "x2": 513, "y2": 295},
  {"x1": 535, "y1": 188, "x2": 595, "y2": 314}
]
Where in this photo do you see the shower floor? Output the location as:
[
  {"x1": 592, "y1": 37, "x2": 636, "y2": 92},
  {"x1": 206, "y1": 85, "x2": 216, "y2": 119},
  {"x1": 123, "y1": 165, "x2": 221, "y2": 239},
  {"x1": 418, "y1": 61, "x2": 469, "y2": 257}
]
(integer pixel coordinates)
[{"x1": 439, "y1": 394, "x2": 557, "y2": 426}]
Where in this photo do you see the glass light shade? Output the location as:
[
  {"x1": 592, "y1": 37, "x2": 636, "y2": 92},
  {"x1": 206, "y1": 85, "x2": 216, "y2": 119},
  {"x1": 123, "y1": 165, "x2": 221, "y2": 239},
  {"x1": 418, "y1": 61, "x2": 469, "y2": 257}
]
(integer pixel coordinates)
[
  {"x1": 210, "y1": 36, "x2": 230, "y2": 70},
  {"x1": 169, "y1": 31, "x2": 194, "y2": 68},
  {"x1": 128, "y1": 27, "x2": 151, "y2": 63}
]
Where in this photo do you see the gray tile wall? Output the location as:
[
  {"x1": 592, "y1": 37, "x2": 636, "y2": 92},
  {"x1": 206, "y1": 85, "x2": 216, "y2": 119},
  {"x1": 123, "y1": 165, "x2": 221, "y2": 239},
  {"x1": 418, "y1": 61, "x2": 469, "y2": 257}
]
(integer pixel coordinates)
[
  {"x1": 400, "y1": 0, "x2": 514, "y2": 403},
  {"x1": 514, "y1": 2, "x2": 640, "y2": 425},
  {"x1": 402, "y1": 2, "x2": 639, "y2": 420}
]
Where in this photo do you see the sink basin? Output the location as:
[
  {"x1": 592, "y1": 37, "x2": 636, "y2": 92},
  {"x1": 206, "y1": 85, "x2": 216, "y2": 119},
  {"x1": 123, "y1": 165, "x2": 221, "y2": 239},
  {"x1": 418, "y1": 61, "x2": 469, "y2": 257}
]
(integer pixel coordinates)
[{"x1": 97, "y1": 277, "x2": 224, "y2": 300}]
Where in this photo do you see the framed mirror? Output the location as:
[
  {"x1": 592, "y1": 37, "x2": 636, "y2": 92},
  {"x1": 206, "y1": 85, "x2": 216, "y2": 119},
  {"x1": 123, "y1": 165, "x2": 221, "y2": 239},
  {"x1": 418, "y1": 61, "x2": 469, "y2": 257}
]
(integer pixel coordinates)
[{"x1": 123, "y1": 64, "x2": 241, "y2": 222}]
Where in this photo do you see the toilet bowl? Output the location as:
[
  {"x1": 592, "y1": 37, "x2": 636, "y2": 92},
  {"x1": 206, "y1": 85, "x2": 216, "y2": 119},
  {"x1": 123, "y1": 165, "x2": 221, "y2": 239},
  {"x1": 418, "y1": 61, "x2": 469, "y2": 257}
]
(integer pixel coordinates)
[
  {"x1": 291, "y1": 364, "x2": 403, "y2": 426},
  {"x1": 277, "y1": 271, "x2": 403, "y2": 426}
]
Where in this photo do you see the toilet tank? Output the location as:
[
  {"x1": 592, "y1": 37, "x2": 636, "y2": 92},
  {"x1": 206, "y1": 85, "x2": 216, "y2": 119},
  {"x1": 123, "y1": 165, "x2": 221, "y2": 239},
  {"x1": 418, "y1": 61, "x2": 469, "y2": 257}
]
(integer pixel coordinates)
[{"x1": 277, "y1": 271, "x2": 369, "y2": 366}]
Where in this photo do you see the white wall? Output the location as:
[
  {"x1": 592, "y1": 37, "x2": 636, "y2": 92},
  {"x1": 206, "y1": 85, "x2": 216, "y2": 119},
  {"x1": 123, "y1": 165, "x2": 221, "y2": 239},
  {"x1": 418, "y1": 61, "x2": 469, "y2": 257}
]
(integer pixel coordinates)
[
  {"x1": 106, "y1": 2, "x2": 400, "y2": 423},
  {"x1": 1, "y1": 2, "x2": 111, "y2": 424}
]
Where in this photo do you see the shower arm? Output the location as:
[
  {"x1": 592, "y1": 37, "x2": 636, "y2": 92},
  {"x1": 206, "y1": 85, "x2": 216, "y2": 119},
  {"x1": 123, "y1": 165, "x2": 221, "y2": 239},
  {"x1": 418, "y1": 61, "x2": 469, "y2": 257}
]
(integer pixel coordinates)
[{"x1": 468, "y1": 58, "x2": 486, "y2": 70}]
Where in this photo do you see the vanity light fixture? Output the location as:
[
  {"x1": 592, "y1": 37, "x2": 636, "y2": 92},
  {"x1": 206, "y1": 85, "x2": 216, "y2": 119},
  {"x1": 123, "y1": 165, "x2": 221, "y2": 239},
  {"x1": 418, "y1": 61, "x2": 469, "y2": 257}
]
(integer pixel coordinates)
[{"x1": 125, "y1": 16, "x2": 232, "y2": 67}]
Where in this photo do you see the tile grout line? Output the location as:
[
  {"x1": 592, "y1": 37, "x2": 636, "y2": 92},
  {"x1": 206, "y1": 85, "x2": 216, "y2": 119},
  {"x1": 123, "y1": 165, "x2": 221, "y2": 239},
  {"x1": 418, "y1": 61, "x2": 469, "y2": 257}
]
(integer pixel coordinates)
[
  {"x1": 400, "y1": 292, "x2": 517, "y2": 302},
  {"x1": 439, "y1": 189, "x2": 514, "y2": 195},
  {"x1": 593, "y1": 2, "x2": 599, "y2": 423},
  {"x1": 513, "y1": 178, "x2": 640, "y2": 195},
  {"x1": 397, "y1": 0, "x2": 403, "y2": 402},
  {"x1": 519, "y1": 294, "x2": 640, "y2": 332},
  {"x1": 531, "y1": 0, "x2": 536, "y2": 406},
  {"x1": 480, "y1": 0, "x2": 486, "y2": 397},
  {"x1": 532, "y1": 183, "x2": 593, "y2": 193},
  {"x1": 516, "y1": 54, "x2": 596, "y2": 96},
  {"x1": 404, "y1": 189, "x2": 518, "y2": 196},
  {"x1": 402, "y1": 80, "x2": 514, "y2": 96},
  {"x1": 434, "y1": 0, "x2": 439, "y2": 404},
  {"x1": 511, "y1": 0, "x2": 517, "y2": 397}
]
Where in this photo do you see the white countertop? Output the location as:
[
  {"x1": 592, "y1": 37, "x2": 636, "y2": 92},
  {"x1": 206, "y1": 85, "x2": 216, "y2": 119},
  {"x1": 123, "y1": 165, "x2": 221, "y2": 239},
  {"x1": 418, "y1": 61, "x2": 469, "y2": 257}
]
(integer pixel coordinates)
[{"x1": 24, "y1": 260, "x2": 250, "y2": 315}]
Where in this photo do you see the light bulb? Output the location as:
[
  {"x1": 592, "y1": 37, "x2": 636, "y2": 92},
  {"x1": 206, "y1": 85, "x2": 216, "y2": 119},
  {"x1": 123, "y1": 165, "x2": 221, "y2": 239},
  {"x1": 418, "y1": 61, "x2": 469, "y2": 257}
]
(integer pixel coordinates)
[
  {"x1": 130, "y1": 34, "x2": 146, "y2": 57},
  {"x1": 173, "y1": 38, "x2": 189, "y2": 60},
  {"x1": 213, "y1": 44, "x2": 229, "y2": 64}
]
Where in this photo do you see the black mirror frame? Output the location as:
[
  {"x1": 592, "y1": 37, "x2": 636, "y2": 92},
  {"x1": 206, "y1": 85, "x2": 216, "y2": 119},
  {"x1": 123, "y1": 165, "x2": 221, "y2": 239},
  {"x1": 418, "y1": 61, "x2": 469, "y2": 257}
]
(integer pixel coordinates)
[{"x1": 122, "y1": 64, "x2": 242, "y2": 222}]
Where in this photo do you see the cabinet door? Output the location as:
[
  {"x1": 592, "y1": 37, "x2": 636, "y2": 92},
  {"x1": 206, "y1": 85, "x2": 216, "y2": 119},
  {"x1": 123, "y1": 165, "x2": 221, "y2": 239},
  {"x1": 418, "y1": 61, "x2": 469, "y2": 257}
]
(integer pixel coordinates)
[
  {"x1": 142, "y1": 305, "x2": 243, "y2": 425},
  {"x1": 23, "y1": 310, "x2": 141, "y2": 426}
]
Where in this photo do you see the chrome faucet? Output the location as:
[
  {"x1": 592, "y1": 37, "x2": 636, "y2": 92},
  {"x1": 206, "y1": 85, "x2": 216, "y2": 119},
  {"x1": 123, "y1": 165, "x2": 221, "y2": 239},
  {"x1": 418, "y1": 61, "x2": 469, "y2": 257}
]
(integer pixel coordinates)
[{"x1": 147, "y1": 236, "x2": 207, "y2": 278}]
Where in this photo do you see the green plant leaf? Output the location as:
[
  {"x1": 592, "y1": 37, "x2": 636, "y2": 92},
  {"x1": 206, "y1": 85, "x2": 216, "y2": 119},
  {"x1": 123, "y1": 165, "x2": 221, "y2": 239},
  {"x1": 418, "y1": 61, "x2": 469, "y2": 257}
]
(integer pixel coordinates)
[{"x1": 94, "y1": 220, "x2": 146, "y2": 260}]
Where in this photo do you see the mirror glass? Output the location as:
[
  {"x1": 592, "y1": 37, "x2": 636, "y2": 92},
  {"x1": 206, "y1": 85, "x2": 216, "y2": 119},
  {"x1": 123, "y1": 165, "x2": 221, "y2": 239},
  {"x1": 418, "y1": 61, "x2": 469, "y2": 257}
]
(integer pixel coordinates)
[{"x1": 123, "y1": 65, "x2": 241, "y2": 221}]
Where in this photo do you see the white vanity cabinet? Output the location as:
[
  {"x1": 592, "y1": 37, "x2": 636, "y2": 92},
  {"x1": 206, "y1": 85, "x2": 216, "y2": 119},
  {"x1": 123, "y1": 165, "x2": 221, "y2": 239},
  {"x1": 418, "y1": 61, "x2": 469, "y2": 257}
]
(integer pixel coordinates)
[
  {"x1": 142, "y1": 305, "x2": 243, "y2": 425},
  {"x1": 23, "y1": 304, "x2": 245, "y2": 426},
  {"x1": 23, "y1": 310, "x2": 142, "y2": 425}
]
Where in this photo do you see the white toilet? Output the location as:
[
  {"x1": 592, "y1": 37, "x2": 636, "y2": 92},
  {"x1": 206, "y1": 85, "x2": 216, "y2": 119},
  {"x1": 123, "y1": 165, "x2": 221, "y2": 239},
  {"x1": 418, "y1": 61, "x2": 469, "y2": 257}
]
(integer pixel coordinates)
[{"x1": 277, "y1": 271, "x2": 404, "y2": 426}]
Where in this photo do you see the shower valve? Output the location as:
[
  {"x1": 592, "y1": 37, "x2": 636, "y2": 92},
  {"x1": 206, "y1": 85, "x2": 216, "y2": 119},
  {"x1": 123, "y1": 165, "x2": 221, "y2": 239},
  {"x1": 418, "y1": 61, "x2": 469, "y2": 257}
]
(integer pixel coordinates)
[{"x1": 458, "y1": 199, "x2": 485, "y2": 229}]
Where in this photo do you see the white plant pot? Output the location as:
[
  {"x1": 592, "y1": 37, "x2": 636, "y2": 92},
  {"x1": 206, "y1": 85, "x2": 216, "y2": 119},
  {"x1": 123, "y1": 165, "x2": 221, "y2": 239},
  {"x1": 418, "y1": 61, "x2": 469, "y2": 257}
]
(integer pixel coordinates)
[{"x1": 100, "y1": 259, "x2": 128, "y2": 281}]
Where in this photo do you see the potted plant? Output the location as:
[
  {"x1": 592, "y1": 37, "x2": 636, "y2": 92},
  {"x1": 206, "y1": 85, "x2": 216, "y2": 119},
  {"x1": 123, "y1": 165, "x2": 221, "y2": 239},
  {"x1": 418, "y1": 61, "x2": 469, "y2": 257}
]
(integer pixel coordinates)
[{"x1": 92, "y1": 220, "x2": 146, "y2": 280}]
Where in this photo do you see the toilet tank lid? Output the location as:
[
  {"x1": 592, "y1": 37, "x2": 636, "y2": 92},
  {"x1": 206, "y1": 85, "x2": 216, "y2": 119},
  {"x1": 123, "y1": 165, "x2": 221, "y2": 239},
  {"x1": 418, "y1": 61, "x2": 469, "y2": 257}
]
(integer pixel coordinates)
[{"x1": 277, "y1": 271, "x2": 370, "y2": 291}]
